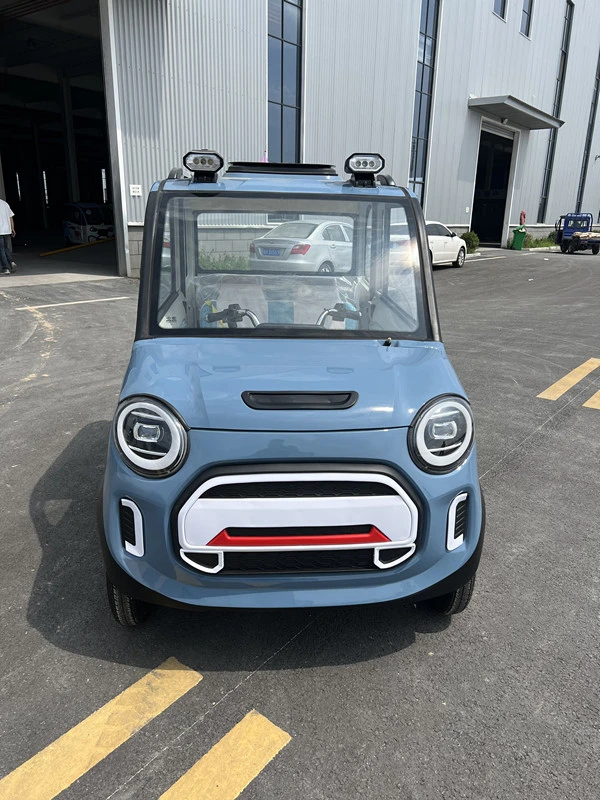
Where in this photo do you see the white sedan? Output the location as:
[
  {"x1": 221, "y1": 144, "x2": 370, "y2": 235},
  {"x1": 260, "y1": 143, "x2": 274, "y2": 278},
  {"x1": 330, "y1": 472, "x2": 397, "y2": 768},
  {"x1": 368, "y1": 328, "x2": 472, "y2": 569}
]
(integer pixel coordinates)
[{"x1": 426, "y1": 221, "x2": 466, "y2": 267}]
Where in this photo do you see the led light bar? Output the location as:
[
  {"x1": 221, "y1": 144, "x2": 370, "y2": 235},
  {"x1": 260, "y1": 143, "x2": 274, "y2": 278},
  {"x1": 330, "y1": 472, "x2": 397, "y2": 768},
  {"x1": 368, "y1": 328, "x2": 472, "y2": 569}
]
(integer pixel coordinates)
[
  {"x1": 183, "y1": 150, "x2": 224, "y2": 182},
  {"x1": 344, "y1": 153, "x2": 385, "y2": 175}
]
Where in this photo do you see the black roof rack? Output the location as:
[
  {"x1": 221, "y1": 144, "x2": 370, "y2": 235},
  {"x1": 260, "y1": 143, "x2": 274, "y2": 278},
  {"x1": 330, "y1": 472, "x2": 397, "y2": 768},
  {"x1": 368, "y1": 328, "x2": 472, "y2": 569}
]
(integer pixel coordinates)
[{"x1": 226, "y1": 162, "x2": 338, "y2": 176}]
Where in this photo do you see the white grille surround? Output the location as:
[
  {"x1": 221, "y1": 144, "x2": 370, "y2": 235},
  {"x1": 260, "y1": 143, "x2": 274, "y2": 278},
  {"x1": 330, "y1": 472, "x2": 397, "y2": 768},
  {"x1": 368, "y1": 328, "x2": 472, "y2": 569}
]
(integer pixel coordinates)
[{"x1": 177, "y1": 471, "x2": 419, "y2": 574}]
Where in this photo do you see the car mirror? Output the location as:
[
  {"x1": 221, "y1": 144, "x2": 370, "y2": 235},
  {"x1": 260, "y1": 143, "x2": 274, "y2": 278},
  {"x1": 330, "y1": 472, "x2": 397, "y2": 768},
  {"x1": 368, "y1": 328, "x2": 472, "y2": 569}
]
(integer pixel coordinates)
[{"x1": 450, "y1": 231, "x2": 456, "y2": 237}]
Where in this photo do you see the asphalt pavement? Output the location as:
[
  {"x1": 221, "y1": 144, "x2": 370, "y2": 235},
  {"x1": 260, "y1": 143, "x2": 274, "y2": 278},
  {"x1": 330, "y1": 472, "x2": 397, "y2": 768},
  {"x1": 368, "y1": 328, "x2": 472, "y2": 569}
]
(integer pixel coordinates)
[{"x1": 0, "y1": 249, "x2": 598, "y2": 799}]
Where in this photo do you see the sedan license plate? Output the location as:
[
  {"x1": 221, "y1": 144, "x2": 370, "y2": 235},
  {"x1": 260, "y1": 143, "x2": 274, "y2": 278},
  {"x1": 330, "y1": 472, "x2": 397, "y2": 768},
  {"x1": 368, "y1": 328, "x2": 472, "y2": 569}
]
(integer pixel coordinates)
[{"x1": 262, "y1": 248, "x2": 281, "y2": 256}]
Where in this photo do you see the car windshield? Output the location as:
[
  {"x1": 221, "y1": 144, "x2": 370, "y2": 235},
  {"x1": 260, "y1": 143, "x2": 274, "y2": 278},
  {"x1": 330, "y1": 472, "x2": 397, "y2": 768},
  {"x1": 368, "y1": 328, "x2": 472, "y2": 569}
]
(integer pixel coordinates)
[{"x1": 152, "y1": 193, "x2": 429, "y2": 340}]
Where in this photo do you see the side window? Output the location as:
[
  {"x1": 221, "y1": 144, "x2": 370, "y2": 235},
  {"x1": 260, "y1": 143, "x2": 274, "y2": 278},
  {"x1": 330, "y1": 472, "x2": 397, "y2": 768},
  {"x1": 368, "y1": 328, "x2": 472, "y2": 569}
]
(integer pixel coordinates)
[
  {"x1": 425, "y1": 223, "x2": 437, "y2": 236},
  {"x1": 439, "y1": 225, "x2": 452, "y2": 237},
  {"x1": 325, "y1": 224, "x2": 346, "y2": 242},
  {"x1": 343, "y1": 224, "x2": 353, "y2": 242}
]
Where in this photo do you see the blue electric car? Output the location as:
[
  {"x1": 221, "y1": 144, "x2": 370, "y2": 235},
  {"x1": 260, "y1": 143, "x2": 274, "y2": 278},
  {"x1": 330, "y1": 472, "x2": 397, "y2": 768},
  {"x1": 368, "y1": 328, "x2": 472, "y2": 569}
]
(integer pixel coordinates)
[{"x1": 100, "y1": 150, "x2": 485, "y2": 626}]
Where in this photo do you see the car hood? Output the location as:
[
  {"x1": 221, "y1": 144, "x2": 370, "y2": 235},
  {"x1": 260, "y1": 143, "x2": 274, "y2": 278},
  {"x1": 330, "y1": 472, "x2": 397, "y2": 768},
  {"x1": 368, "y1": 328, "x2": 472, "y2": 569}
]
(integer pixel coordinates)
[{"x1": 120, "y1": 338, "x2": 465, "y2": 431}]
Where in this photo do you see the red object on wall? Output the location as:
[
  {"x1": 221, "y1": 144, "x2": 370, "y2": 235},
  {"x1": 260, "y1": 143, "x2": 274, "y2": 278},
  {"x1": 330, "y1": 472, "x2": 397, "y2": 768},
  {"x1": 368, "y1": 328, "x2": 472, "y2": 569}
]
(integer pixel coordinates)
[{"x1": 520, "y1": 210, "x2": 527, "y2": 225}]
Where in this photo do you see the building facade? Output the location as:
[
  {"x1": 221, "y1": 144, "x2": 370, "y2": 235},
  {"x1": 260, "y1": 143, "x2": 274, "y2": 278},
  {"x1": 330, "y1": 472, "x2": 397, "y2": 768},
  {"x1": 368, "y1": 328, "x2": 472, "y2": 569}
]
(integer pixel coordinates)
[{"x1": 92, "y1": 0, "x2": 600, "y2": 272}]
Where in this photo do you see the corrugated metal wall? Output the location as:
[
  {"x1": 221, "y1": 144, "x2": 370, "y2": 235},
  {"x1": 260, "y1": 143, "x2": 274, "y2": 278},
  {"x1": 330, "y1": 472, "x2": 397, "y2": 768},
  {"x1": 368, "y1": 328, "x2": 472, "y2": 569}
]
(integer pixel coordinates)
[
  {"x1": 302, "y1": 0, "x2": 420, "y2": 182},
  {"x1": 107, "y1": 0, "x2": 266, "y2": 241},
  {"x1": 102, "y1": 0, "x2": 600, "y2": 273},
  {"x1": 427, "y1": 0, "x2": 600, "y2": 229}
]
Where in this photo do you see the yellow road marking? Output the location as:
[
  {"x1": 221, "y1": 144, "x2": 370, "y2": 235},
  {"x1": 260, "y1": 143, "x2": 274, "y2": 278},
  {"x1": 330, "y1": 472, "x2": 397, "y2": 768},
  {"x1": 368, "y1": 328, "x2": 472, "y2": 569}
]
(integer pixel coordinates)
[
  {"x1": 39, "y1": 237, "x2": 115, "y2": 257},
  {"x1": 0, "y1": 657, "x2": 202, "y2": 800},
  {"x1": 159, "y1": 710, "x2": 291, "y2": 800},
  {"x1": 583, "y1": 389, "x2": 600, "y2": 409},
  {"x1": 537, "y1": 358, "x2": 600, "y2": 400}
]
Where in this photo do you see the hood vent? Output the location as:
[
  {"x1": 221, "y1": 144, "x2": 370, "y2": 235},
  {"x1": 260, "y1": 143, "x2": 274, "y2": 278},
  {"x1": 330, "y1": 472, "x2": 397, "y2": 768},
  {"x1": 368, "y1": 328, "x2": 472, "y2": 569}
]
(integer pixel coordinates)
[{"x1": 242, "y1": 391, "x2": 358, "y2": 411}]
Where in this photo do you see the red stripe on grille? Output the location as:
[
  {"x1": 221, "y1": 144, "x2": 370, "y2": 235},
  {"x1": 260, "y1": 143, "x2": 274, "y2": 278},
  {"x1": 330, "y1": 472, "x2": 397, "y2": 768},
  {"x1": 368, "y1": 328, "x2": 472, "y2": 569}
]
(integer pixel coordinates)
[{"x1": 207, "y1": 527, "x2": 390, "y2": 548}]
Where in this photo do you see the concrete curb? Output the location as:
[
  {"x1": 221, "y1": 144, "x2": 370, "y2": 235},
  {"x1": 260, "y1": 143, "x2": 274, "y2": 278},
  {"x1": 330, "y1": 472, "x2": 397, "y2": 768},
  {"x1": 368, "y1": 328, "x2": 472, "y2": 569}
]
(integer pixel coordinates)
[{"x1": 520, "y1": 246, "x2": 560, "y2": 252}]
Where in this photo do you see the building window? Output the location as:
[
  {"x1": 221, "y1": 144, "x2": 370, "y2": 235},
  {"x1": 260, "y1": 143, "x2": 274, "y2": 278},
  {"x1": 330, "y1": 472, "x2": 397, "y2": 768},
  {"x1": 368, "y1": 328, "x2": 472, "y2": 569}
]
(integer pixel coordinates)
[
  {"x1": 493, "y1": 0, "x2": 507, "y2": 19},
  {"x1": 521, "y1": 0, "x2": 533, "y2": 36},
  {"x1": 575, "y1": 48, "x2": 600, "y2": 212},
  {"x1": 409, "y1": 0, "x2": 440, "y2": 204},
  {"x1": 538, "y1": 0, "x2": 573, "y2": 222},
  {"x1": 268, "y1": 0, "x2": 302, "y2": 162}
]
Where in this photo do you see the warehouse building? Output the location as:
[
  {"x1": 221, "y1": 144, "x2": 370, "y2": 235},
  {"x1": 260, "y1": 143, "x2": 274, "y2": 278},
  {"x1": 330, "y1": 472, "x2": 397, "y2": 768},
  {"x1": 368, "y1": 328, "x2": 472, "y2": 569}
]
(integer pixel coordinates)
[{"x1": 1, "y1": 0, "x2": 599, "y2": 276}]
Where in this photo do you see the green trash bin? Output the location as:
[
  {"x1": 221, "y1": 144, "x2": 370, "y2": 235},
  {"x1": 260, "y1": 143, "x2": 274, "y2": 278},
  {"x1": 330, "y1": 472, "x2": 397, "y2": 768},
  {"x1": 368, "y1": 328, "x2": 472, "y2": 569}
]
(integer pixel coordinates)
[{"x1": 512, "y1": 227, "x2": 527, "y2": 250}]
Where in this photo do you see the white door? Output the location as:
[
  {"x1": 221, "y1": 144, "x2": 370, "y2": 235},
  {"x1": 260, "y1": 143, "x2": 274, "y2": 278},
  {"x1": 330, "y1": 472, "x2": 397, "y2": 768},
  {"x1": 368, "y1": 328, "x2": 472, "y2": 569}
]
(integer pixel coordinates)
[
  {"x1": 323, "y1": 224, "x2": 352, "y2": 272},
  {"x1": 438, "y1": 224, "x2": 459, "y2": 262},
  {"x1": 426, "y1": 223, "x2": 443, "y2": 263}
]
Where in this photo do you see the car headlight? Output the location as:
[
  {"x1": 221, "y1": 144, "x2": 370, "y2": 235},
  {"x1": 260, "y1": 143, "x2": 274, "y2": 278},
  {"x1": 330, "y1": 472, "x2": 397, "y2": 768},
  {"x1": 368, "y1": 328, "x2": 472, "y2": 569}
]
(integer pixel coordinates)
[
  {"x1": 114, "y1": 397, "x2": 188, "y2": 477},
  {"x1": 409, "y1": 396, "x2": 474, "y2": 473}
]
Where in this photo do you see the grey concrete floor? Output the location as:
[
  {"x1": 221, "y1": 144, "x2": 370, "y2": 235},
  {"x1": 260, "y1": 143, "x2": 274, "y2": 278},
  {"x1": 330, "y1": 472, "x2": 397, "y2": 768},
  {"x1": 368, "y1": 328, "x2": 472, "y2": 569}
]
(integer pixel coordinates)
[{"x1": 0, "y1": 250, "x2": 598, "y2": 799}]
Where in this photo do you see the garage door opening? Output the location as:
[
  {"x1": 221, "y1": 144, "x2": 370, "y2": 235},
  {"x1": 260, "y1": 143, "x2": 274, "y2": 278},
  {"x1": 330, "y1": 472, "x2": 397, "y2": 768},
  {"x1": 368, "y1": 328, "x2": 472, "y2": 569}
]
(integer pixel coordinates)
[
  {"x1": 471, "y1": 130, "x2": 514, "y2": 246},
  {"x1": 0, "y1": 0, "x2": 116, "y2": 275}
]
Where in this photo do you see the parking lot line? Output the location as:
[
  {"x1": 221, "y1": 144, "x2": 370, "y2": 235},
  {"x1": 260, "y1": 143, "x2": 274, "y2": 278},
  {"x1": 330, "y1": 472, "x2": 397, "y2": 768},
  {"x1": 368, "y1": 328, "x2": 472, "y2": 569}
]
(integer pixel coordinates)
[
  {"x1": 15, "y1": 296, "x2": 133, "y2": 311},
  {"x1": 159, "y1": 710, "x2": 291, "y2": 800},
  {"x1": 0, "y1": 657, "x2": 202, "y2": 800},
  {"x1": 582, "y1": 389, "x2": 600, "y2": 409},
  {"x1": 537, "y1": 358, "x2": 600, "y2": 400}
]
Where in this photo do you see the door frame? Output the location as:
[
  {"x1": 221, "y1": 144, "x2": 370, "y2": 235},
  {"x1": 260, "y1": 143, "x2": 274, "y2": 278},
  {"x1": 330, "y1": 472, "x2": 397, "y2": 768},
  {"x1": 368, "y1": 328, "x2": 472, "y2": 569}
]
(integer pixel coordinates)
[{"x1": 470, "y1": 116, "x2": 522, "y2": 247}]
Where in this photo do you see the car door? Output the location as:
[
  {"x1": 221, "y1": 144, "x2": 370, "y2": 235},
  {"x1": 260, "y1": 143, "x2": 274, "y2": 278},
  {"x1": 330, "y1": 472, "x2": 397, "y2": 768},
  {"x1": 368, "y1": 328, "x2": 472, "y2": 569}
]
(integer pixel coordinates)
[
  {"x1": 323, "y1": 224, "x2": 351, "y2": 271},
  {"x1": 437, "y1": 223, "x2": 457, "y2": 262},
  {"x1": 426, "y1": 223, "x2": 443, "y2": 264}
]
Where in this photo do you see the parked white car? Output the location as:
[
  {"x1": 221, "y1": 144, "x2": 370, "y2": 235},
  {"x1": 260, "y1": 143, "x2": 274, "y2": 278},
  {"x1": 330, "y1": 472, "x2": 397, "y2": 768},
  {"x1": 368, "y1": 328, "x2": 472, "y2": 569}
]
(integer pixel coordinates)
[
  {"x1": 249, "y1": 221, "x2": 353, "y2": 273},
  {"x1": 426, "y1": 221, "x2": 466, "y2": 267}
]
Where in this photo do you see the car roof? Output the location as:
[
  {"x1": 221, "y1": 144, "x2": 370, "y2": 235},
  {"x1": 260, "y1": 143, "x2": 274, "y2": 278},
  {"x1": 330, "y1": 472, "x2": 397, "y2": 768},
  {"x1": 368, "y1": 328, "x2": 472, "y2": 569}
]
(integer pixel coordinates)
[{"x1": 155, "y1": 170, "x2": 413, "y2": 199}]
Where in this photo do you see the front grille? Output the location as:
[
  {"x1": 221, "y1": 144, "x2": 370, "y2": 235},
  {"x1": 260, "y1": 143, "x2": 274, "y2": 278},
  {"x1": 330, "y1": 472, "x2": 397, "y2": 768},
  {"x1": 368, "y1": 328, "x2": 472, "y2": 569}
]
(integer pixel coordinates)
[
  {"x1": 453, "y1": 497, "x2": 468, "y2": 541},
  {"x1": 202, "y1": 480, "x2": 397, "y2": 499},
  {"x1": 225, "y1": 524, "x2": 373, "y2": 537},
  {"x1": 119, "y1": 504, "x2": 136, "y2": 547},
  {"x1": 220, "y1": 549, "x2": 377, "y2": 574}
]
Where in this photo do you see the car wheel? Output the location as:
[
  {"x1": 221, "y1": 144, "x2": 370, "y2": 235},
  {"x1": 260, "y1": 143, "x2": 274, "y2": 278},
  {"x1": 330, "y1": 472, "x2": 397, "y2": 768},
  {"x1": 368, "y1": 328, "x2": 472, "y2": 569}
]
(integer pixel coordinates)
[
  {"x1": 568, "y1": 241, "x2": 578, "y2": 254},
  {"x1": 318, "y1": 261, "x2": 334, "y2": 274},
  {"x1": 453, "y1": 247, "x2": 466, "y2": 268},
  {"x1": 106, "y1": 577, "x2": 152, "y2": 627},
  {"x1": 592, "y1": 245, "x2": 599, "y2": 255},
  {"x1": 421, "y1": 575, "x2": 476, "y2": 615},
  {"x1": 560, "y1": 241, "x2": 569, "y2": 253}
]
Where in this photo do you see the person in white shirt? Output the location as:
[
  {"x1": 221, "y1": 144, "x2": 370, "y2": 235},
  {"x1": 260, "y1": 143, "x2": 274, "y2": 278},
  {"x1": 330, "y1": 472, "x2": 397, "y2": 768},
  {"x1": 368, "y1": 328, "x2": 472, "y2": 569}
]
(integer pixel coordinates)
[{"x1": 0, "y1": 198, "x2": 16, "y2": 274}]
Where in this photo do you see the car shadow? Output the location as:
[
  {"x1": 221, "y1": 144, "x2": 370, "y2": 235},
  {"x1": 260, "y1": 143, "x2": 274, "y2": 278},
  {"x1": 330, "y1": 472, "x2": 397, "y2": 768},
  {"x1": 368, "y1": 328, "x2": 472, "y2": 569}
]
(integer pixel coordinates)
[{"x1": 27, "y1": 422, "x2": 450, "y2": 674}]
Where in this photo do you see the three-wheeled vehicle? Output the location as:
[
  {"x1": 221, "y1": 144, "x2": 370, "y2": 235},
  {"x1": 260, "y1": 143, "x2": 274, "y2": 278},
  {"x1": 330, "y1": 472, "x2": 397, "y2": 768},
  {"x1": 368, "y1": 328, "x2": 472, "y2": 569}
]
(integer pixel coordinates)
[
  {"x1": 554, "y1": 212, "x2": 600, "y2": 254},
  {"x1": 100, "y1": 150, "x2": 485, "y2": 626}
]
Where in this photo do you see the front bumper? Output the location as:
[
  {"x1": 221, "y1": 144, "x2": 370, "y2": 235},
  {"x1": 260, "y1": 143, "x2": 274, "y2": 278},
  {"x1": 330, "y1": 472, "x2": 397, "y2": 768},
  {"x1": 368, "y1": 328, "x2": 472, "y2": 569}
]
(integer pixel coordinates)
[{"x1": 99, "y1": 427, "x2": 485, "y2": 609}]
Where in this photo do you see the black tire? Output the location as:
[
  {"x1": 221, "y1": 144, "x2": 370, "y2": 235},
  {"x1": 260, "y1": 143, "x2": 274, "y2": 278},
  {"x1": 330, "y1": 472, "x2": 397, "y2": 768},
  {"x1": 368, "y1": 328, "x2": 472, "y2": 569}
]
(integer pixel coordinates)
[
  {"x1": 422, "y1": 575, "x2": 476, "y2": 615},
  {"x1": 568, "y1": 241, "x2": 578, "y2": 254},
  {"x1": 453, "y1": 247, "x2": 466, "y2": 268},
  {"x1": 318, "y1": 261, "x2": 334, "y2": 274},
  {"x1": 106, "y1": 577, "x2": 152, "y2": 627},
  {"x1": 592, "y1": 244, "x2": 599, "y2": 255},
  {"x1": 560, "y1": 241, "x2": 569, "y2": 253}
]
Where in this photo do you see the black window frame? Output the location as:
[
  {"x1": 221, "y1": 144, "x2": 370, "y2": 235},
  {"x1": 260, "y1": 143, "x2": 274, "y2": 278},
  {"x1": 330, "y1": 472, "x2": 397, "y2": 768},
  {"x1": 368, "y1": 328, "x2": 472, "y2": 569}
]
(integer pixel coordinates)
[
  {"x1": 268, "y1": 0, "x2": 303, "y2": 163},
  {"x1": 409, "y1": 0, "x2": 441, "y2": 205},
  {"x1": 493, "y1": 0, "x2": 507, "y2": 20},
  {"x1": 538, "y1": 0, "x2": 573, "y2": 222},
  {"x1": 575, "y1": 47, "x2": 600, "y2": 212},
  {"x1": 520, "y1": 0, "x2": 534, "y2": 36}
]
